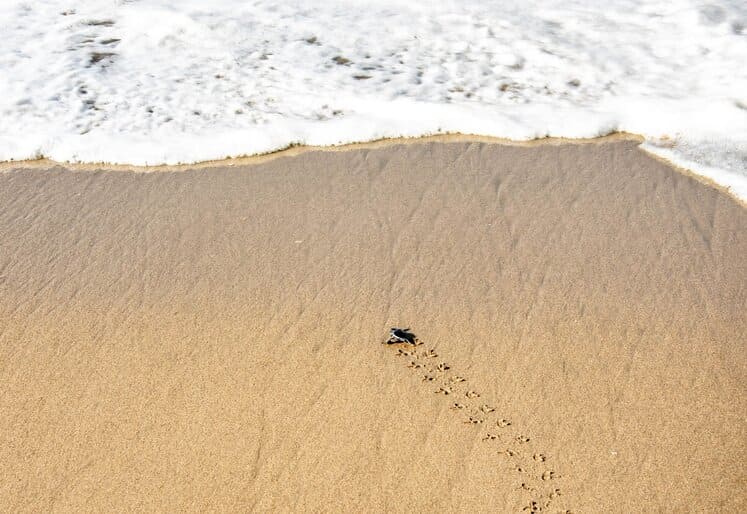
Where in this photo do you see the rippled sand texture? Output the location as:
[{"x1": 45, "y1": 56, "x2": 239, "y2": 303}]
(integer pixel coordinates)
[{"x1": 0, "y1": 140, "x2": 745, "y2": 512}]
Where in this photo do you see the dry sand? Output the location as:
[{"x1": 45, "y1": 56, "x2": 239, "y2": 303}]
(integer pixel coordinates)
[{"x1": 0, "y1": 137, "x2": 745, "y2": 512}]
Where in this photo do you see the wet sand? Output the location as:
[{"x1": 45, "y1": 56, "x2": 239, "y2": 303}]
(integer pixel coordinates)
[{"x1": 0, "y1": 138, "x2": 745, "y2": 512}]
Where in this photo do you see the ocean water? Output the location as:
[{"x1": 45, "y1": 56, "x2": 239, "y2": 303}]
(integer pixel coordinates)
[{"x1": 1, "y1": 0, "x2": 745, "y2": 198}]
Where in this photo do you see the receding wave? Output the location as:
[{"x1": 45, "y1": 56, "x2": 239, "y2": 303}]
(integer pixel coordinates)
[{"x1": 0, "y1": 0, "x2": 745, "y2": 199}]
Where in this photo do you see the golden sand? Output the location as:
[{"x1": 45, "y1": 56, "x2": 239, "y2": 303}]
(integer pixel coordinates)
[{"x1": 1, "y1": 139, "x2": 745, "y2": 512}]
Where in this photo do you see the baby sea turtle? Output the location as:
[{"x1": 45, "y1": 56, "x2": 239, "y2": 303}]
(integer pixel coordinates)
[{"x1": 385, "y1": 327, "x2": 417, "y2": 345}]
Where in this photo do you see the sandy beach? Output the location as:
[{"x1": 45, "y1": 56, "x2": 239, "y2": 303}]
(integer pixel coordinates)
[{"x1": 0, "y1": 137, "x2": 745, "y2": 512}]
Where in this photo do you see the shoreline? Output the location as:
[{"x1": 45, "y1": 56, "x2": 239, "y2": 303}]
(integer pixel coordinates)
[
  {"x1": 2, "y1": 132, "x2": 744, "y2": 209},
  {"x1": 1, "y1": 133, "x2": 643, "y2": 172}
]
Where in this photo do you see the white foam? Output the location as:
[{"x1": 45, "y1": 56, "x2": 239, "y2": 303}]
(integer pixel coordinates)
[{"x1": 0, "y1": 0, "x2": 745, "y2": 199}]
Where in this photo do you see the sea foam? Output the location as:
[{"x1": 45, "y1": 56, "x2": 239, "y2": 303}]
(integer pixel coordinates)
[{"x1": 0, "y1": 0, "x2": 745, "y2": 199}]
